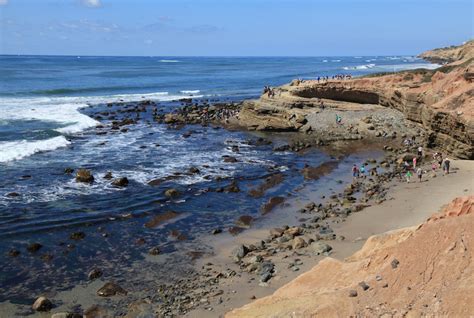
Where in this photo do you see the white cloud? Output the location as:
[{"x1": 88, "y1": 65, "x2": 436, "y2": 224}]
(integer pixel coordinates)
[
  {"x1": 81, "y1": 0, "x2": 101, "y2": 8},
  {"x1": 0, "y1": 0, "x2": 8, "y2": 6}
]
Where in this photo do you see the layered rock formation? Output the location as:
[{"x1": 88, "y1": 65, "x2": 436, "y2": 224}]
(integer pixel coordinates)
[
  {"x1": 238, "y1": 41, "x2": 473, "y2": 159},
  {"x1": 226, "y1": 196, "x2": 474, "y2": 317}
]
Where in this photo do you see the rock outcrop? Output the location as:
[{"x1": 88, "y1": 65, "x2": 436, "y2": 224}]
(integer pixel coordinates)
[
  {"x1": 238, "y1": 41, "x2": 474, "y2": 159},
  {"x1": 226, "y1": 196, "x2": 474, "y2": 317}
]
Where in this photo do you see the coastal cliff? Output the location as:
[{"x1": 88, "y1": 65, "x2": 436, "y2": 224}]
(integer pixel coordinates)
[
  {"x1": 238, "y1": 41, "x2": 474, "y2": 159},
  {"x1": 226, "y1": 196, "x2": 474, "y2": 317}
]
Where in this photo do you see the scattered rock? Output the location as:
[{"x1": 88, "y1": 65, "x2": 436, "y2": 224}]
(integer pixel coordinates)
[
  {"x1": 75, "y1": 169, "x2": 94, "y2": 183},
  {"x1": 144, "y1": 211, "x2": 179, "y2": 229},
  {"x1": 391, "y1": 258, "x2": 400, "y2": 269},
  {"x1": 235, "y1": 215, "x2": 253, "y2": 228},
  {"x1": 164, "y1": 188, "x2": 180, "y2": 198},
  {"x1": 348, "y1": 290, "x2": 358, "y2": 297},
  {"x1": 111, "y1": 177, "x2": 129, "y2": 187},
  {"x1": 32, "y1": 296, "x2": 53, "y2": 312},
  {"x1": 70, "y1": 232, "x2": 86, "y2": 240},
  {"x1": 309, "y1": 241, "x2": 332, "y2": 255},
  {"x1": 359, "y1": 281, "x2": 370, "y2": 291},
  {"x1": 97, "y1": 282, "x2": 127, "y2": 297},
  {"x1": 88, "y1": 268, "x2": 103, "y2": 280},
  {"x1": 211, "y1": 228, "x2": 222, "y2": 235},
  {"x1": 8, "y1": 249, "x2": 20, "y2": 257},
  {"x1": 27, "y1": 243, "x2": 43, "y2": 253},
  {"x1": 292, "y1": 237, "x2": 307, "y2": 249},
  {"x1": 103, "y1": 171, "x2": 113, "y2": 179},
  {"x1": 231, "y1": 244, "x2": 249, "y2": 262},
  {"x1": 148, "y1": 247, "x2": 161, "y2": 255}
]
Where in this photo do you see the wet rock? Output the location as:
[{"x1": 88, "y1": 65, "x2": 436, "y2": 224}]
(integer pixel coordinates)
[
  {"x1": 8, "y1": 249, "x2": 20, "y2": 257},
  {"x1": 348, "y1": 290, "x2": 358, "y2": 297},
  {"x1": 223, "y1": 156, "x2": 238, "y2": 163},
  {"x1": 235, "y1": 215, "x2": 253, "y2": 228},
  {"x1": 225, "y1": 181, "x2": 240, "y2": 193},
  {"x1": 170, "y1": 229, "x2": 187, "y2": 241},
  {"x1": 6, "y1": 192, "x2": 20, "y2": 197},
  {"x1": 211, "y1": 228, "x2": 222, "y2": 235},
  {"x1": 103, "y1": 171, "x2": 113, "y2": 179},
  {"x1": 231, "y1": 244, "x2": 249, "y2": 262},
  {"x1": 227, "y1": 226, "x2": 244, "y2": 236},
  {"x1": 144, "y1": 211, "x2": 179, "y2": 229},
  {"x1": 148, "y1": 247, "x2": 161, "y2": 255},
  {"x1": 64, "y1": 167, "x2": 74, "y2": 174},
  {"x1": 75, "y1": 169, "x2": 94, "y2": 183},
  {"x1": 164, "y1": 188, "x2": 180, "y2": 198},
  {"x1": 309, "y1": 241, "x2": 332, "y2": 255},
  {"x1": 70, "y1": 232, "x2": 86, "y2": 240},
  {"x1": 261, "y1": 196, "x2": 285, "y2": 215},
  {"x1": 292, "y1": 237, "x2": 307, "y2": 249},
  {"x1": 189, "y1": 167, "x2": 200, "y2": 174},
  {"x1": 111, "y1": 177, "x2": 129, "y2": 187},
  {"x1": 27, "y1": 242, "x2": 43, "y2": 253},
  {"x1": 97, "y1": 282, "x2": 127, "y2": 297},
  {"x1": 32, "y1": 296, "x2": 53, "y2": 312},
  {"x1": 260, "y1": 272, "x2": 272, "y2": 283},
  {"x1": 88, "y1": 268, "x2": 103, "y2": 280}
]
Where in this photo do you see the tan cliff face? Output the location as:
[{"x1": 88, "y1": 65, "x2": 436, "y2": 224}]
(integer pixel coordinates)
[
  {"x1": 226, "y1": 196, "x2": 474, "y2": 317},
  {"x1": 238, "y1": 40, "x2": 474, "y2": 159}
]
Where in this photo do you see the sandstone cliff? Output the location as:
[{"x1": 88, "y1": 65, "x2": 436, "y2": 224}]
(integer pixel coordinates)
[
  {"x1": 238, "y1": 41, "x2": 474, "y2": 159},
  {"x1": 226, "y1": 196, "x2": 474, "y2": 317}
]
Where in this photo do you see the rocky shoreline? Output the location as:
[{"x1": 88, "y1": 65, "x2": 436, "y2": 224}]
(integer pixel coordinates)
[{"x1": 4, "y1": 42, "x2": 473, "y2": 318}]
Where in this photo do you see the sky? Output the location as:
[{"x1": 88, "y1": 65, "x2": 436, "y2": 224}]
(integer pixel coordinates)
[{"x1": 0, "y1": 0, "x2": 472, "y2": 56}]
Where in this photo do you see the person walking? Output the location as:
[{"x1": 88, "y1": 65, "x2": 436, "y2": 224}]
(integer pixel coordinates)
[
  {"x1": 443, "y1": 158, "x2": 450, "y2": 175},
  {"x1": 416, "y1": 167, "x2": 423, "y2": 182},
  {"x1": 413, "y1": 156, "x2": 417, "y2": 169},
  {"x1": 405, "y1": 170, "x2": 412, "y2": 183}
]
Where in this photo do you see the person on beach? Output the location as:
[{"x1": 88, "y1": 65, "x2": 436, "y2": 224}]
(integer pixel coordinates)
[
  {"x1": 359, "y1": 164, "x2": 366, "y2": 177},
  {"x1": 443, "y1": 158, "x2": 450, "y2": 175},
  {"x1": 438, "y1": 153, "x2": 443, "y2": 169},
  {"x1": 417, "y1": 146, "x2": 423, "y2": 159},
  {"x1": 432, "y1": 161, "x2": 437, "y2": 173},
  {"x1": 413, "y1": 156, "x2": 417, "y2": 169},
  {"x1": 416, "y1": 167, "x2": 423, "y2": 182},
  {"x1": 405, "y1": 170, "x2": 412, "y2": 183},
  {"x1": 336, "y1": 114, "x2": 342, "y2": 125}
]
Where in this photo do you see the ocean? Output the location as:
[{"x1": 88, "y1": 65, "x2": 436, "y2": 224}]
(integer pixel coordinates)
[{"x1": 0, "y1": 55, "x2": 438, "y2": 302}]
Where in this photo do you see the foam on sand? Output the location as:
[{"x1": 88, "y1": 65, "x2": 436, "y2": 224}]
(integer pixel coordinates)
[{"x1": 0, "y1": 136, "x2": 71, "y2": 163}]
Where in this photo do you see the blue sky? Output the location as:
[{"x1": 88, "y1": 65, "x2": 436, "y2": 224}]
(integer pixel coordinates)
[{"x1": 0, "y1": 0, "x2": 472, "y2": 56}]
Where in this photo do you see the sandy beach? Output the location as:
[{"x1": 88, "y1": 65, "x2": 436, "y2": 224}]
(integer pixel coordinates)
[{"x1": 185, "y1": 159, "x2": 474, "y2": 317}]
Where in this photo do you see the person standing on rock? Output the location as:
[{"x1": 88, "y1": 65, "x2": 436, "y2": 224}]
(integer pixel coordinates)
[
  {"x1": 417, "y1": 146, "x2": 423, "y2": 159},
  {"x1": 413, "y1": 156, "x2": 417, "y2": 169}
]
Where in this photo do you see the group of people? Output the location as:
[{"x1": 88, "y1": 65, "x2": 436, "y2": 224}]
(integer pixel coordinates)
[
  {"x1": 352, "y1": 164, "x2": 377, "y2": 178},
  {"x1": 403, "y1": 151, "x2": 451, "y2": 183},
  {"x1": 263, "y1": 86, "x2": 276, "y2": 98},
  {"x1": 314, "y1": 74, "x2": 353, "y2": 83}
]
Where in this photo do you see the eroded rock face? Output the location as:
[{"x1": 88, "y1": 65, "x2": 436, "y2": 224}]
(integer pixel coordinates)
[{"x1": 238, "y1": 41, "x2": 474, "y2": 159}]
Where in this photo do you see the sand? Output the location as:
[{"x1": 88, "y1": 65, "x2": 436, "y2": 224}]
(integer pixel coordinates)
[{"x1": 186, "y1": 159, "x2": 474, "y2": 317}]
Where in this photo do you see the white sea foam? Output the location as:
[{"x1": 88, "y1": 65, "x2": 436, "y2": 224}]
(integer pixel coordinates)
[
  {"x1": 0, "y1": 91, "x2": 204, "y2": 162},
  {"x1": 331, "y1": 59, "x2": 341, "y2": 62},
  {"x1": 343, "y1": 63, "x2": 376, "y2": 70},
  {"x1": 180, "y1": 90, "x2": 201, "y2": 94},
  {"x1": 159, "y1": 59, "x2": 180, "y2": 63},
  {"x1": 0, "y1": 136, "x2": 71, "y2": 163},
  {"x1": 342, "y1": 62, "x2": 439, "y2": 72}
]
